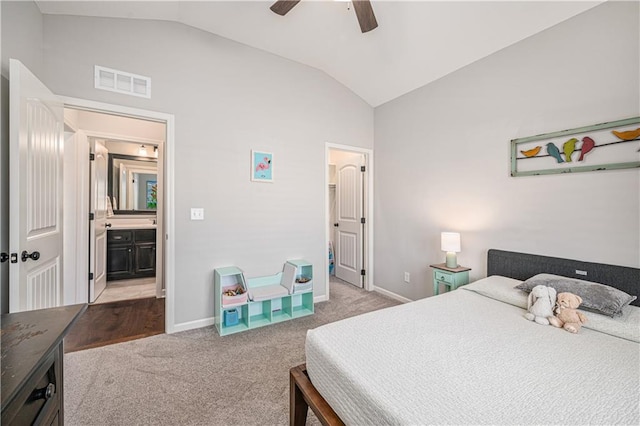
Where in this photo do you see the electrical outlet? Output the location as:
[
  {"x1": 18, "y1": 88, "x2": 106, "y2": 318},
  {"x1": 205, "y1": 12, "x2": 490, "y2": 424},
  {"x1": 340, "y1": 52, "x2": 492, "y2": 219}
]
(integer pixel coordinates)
[
  {"x1": 190, "y1": 208, "x2": 204, "y2": 220},
  {"x1": 404, "y1": 272, "x2": 410, "y2": 283}
]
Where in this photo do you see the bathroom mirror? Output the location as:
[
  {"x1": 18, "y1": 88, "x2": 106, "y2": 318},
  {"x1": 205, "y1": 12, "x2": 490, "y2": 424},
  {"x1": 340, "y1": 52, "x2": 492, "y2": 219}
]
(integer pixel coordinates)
[{"x1": 108, "y1": 154, "x2": 158, "y2": 214}]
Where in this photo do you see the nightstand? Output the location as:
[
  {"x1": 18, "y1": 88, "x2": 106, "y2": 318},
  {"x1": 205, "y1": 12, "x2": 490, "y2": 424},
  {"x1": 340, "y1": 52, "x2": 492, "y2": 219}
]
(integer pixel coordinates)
[{"x1": 430, "y1": 263, "x2": 471, "y2": 295}]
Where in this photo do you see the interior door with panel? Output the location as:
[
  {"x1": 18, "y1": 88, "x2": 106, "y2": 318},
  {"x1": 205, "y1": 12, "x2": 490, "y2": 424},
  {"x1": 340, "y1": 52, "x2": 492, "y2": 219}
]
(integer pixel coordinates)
[
  {"x1": 89, "y1": 139, "x2": 109, "y2": 302},
  {"x1": 335, "y1": 153, "x2": 364, "y2": 288},
  {"x1": 9, "y1": 59, "x2": 64, "y2": 312}
]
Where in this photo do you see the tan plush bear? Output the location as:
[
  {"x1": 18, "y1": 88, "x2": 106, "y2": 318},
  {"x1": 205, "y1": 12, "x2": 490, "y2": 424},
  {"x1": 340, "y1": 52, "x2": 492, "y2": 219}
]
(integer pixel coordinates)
[{"x1": 549, "y1": 292, "x2": 588, "y2": 333}]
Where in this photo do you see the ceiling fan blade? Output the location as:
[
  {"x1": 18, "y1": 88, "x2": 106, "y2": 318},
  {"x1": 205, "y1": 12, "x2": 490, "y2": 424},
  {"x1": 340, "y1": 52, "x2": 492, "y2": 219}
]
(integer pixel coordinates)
[
  {"x1": 352, "y1": 0, "x2": 378, "y2": 33},
  {"x1": 270, "y1": 0, "x2": 301, "y2": 16}
]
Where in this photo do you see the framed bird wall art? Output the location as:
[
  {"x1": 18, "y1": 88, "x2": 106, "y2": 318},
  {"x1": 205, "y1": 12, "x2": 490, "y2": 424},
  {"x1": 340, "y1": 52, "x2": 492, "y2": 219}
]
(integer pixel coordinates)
[
  {"x1": 510, "y1": 117, "x2": 640, "y2": 177},
  {"x1": 251, "y1": 150, "x2": 274, "y2": 182}
]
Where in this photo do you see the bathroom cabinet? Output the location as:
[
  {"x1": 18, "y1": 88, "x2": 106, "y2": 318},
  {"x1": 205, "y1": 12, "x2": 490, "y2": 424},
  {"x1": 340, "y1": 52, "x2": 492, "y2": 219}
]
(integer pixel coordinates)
[{"x1": 107, "y1": 229, "x2": 156, "y2": 281}]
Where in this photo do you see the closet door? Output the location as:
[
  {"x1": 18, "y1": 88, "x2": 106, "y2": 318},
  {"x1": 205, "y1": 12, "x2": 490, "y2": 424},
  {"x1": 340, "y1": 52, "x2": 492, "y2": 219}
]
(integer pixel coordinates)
[{"x1": 335, "y1": 153, "x2": 364, "y2": 288}]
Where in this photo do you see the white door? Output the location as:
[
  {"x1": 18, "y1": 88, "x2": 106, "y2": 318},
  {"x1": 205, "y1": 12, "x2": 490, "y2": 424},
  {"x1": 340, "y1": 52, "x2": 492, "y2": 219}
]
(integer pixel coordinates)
[
  {"x1": 335, "y1": 153, "x2": 364, "y2": 287},
  {"x1": 89, "y1": 139, "x2": 109, "y2": 302},
  {"x1": 9, "y1": 59, "x2": 64, "y2": 312}
]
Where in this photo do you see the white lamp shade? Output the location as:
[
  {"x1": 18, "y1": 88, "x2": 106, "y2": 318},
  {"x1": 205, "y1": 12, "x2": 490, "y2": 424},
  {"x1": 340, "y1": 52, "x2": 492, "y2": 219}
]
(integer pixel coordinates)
[{"x1": 441, "y1": 232, "x2": 461, "y2": 252}]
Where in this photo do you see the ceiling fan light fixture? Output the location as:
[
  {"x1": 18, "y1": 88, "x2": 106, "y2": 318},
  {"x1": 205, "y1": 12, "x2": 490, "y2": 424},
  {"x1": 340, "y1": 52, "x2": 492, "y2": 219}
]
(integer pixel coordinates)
[
  {"x1": 270, "y1": 0, "x2": 378, "y2": 33},
  {"x1": 270, "y1": 0, "x2": 301, "y2": 16},
  {"x1": 352, "y1": 0, "x2": 378, "y2": 33}
]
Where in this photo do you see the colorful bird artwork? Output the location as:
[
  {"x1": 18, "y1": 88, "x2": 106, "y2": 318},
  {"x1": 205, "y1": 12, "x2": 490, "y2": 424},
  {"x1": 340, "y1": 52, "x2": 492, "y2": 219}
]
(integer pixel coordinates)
[
  {"x1": 612, "y1": 128, "x2": 640, "y2": 141},
  {"x1": 255, "y1": 156, "x2": 271, "y2": 173},
  {"x1": 578, "y1": 136, "x2": 595, "y2": 161},
  {"x1": 562, "y1": 138, "x2": 578, "y2": 163},
  {"x1": 546, "y1": 142, "x2": 564, "y2": 163},
  {"x1": 520, "y1": 146, "x2": 542, "y2": 157}
]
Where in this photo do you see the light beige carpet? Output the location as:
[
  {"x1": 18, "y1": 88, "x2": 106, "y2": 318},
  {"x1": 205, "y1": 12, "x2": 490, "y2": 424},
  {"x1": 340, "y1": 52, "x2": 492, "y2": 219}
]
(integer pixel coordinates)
[{"x1": 64, "y1": 279, "x2": 400, "y2": 425}]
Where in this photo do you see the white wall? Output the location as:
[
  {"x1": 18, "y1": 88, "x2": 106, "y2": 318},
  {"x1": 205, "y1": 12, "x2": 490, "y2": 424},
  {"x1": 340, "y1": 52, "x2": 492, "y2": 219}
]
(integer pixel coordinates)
[
  {"x1": 374, "y1": 1, "x2": 640, "y2": 300},
  {"x1": 69, "y1": 109, "x2": 166, "y2": 144},
  {"x1": 34, "y1": 12, "x2": 373, "y2": 327}
]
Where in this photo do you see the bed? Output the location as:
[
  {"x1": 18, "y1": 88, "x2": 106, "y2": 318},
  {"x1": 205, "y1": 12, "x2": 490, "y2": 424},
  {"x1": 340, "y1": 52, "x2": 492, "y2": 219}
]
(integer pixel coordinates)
[{"x1": 290, "y1": 249, "x2": 640, "y2": 425}]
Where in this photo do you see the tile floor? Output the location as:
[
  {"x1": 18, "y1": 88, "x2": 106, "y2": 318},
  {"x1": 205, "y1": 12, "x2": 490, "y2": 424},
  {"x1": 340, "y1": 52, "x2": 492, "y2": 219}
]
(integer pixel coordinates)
[{"x1": 93, "y1": 277, "x2": 157, "y2": 304}]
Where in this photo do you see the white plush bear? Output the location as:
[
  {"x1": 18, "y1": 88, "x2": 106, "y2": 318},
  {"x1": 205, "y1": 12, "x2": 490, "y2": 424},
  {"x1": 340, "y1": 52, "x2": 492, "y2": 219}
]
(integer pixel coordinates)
[{"x1": 524, "y1": 285, "x2": 557, "y2": 325}]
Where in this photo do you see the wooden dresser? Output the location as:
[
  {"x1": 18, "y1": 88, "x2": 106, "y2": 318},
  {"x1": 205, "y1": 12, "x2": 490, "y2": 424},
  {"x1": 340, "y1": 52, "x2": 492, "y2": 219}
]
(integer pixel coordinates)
[{"x1": 1, "y1": 304, "x2": 86, "y2": 425}]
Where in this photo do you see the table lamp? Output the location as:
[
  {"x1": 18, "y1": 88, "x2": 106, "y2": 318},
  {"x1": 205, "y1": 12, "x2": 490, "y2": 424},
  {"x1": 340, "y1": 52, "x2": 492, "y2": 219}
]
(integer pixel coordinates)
[{"x1": 441, "y1": 232, "x2": 461, "y2": 268}]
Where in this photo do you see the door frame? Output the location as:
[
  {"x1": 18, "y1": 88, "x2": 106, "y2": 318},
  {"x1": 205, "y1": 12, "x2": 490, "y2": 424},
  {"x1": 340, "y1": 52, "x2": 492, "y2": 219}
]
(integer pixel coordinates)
[
  {"x1": 324, "y1": 143, "x2": 374, "y2": 300},
  {"x1": 61, "y1": 96, "x2": 177, "y2": 334}
]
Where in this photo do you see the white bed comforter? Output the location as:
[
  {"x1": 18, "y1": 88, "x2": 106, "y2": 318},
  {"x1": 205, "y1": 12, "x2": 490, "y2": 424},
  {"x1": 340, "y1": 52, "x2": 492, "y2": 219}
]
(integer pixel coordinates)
[{"x1": 306, "y1": 276, "x2": 640, "y2": 425}]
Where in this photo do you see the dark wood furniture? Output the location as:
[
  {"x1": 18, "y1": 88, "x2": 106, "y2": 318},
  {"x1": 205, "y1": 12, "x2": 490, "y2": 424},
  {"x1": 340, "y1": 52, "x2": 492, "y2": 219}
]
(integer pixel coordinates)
[
  {"x1": 1, "y1": 304, "x2": 86, "y2": 425},
  {"x1": 107, "y1": 229, "x2": 156, "y2": 281},
  {"x1": 289, "y1": 249, "x2": 640, "y2": 425},
  {"x1": 289, "y1": 364, "x2": 344, "y2": 426}
]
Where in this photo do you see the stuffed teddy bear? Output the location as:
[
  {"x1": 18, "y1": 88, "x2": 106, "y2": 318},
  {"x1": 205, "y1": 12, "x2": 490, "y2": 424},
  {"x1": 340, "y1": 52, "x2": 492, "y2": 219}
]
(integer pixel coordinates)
[
  {"x1": 524, "y1": 284, "x2": 557, "y2": 325},
  {"x1": 549, "y1": 292, "x2": 588, "y2": 333}
]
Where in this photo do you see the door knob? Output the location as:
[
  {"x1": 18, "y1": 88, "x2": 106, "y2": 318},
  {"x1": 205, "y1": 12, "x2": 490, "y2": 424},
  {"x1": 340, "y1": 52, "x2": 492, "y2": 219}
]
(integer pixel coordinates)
[
  {"x1": 0, "y1": 252, "x2": 8, "y2": 263},
  {"x1": 334, "y1": 223, "x2": 339, "y2": 227},
  {"x1": 21, "y1": 251, "x2": 41, "y2": 262},
  {"x1": 105, "y1": 223, "x2": 112, "y2": 228}
]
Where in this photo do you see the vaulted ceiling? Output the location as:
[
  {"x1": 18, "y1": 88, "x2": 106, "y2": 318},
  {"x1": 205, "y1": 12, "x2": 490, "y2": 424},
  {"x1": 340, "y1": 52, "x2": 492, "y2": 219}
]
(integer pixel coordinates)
[{"x1": 36, "y1": 1, "x2": 603, "y2": 106}]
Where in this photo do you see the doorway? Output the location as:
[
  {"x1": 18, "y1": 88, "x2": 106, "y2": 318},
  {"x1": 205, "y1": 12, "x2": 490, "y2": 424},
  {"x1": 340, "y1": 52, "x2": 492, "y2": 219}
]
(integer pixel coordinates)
[
  {"x1": 64, "y1": 108, "x2": 166, "y2": 306},
  {"x1": 325, "y1": 143, "x2": 374, "y2": 297}
]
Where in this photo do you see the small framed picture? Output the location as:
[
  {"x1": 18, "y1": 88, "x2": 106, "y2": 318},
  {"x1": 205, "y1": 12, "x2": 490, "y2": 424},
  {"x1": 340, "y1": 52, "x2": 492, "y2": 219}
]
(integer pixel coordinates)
[{"x1": 251, "y1": 150, "x2": 273, "y2": 182}]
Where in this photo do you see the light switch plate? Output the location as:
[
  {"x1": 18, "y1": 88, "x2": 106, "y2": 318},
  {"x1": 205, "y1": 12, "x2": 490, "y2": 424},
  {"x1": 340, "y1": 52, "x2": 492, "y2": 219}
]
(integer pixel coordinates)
[{"x1": 190, "y1": 208, "x2": 204, "y2": 220}]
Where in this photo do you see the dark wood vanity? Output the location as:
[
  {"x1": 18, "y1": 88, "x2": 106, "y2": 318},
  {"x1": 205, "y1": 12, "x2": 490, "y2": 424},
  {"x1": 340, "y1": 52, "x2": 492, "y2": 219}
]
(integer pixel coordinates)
[
  {"x1": 1, "y1": 304, "x2": 86, "y2": 425},
  {"x1": 107, "y1": 228, "x2": 157, "y2": 281}
]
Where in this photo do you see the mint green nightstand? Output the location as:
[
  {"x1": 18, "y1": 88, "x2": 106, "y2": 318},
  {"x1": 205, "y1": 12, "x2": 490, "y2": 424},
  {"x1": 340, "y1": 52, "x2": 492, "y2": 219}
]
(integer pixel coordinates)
[{"x1": 430, "y1": 263, "x2": 471, "y2": 295}]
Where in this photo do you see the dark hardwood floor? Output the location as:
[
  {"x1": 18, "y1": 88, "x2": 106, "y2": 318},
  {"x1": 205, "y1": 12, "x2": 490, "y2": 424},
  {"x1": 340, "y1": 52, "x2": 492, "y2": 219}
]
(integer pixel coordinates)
[{"x1": 64, "y1": 297, "x2": 165, "y2": 353}]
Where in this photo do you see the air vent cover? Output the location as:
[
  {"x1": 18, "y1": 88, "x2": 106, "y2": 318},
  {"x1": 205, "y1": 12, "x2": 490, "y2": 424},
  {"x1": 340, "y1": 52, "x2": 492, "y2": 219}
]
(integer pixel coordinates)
[{"x1": 94, "y1": 65, "x2": 151, "y2": 98}]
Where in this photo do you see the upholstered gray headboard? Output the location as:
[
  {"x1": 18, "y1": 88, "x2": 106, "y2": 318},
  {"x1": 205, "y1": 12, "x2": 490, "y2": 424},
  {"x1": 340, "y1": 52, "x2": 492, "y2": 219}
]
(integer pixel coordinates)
[{"x1": 487, "y1": 249, "x2": 640, "y2": 307}]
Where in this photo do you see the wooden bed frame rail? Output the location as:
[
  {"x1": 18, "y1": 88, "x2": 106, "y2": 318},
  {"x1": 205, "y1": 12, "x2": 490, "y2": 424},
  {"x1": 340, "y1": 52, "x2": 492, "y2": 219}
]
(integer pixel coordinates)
[{"x1": 290, "y1": 364, "x2": 345, "y2": 426}]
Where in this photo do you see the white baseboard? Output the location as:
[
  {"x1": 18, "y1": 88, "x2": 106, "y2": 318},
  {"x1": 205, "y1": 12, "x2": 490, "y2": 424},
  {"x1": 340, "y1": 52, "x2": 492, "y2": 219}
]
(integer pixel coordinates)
[
  {"x1": 314, "y1": 294, "x2": 328, "y2": 303},
  {"x1": 372, "y1": 286, "x2": 412, "y2": 304},
  {"x1": 170, "y1": 316, "x2": 215, "y2": 334}
]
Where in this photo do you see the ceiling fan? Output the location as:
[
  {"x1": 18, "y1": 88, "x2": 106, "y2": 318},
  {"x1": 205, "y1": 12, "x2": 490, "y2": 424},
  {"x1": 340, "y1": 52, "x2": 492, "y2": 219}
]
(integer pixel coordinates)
[{"x1": 270, "y1": 0, "x2": 378, "y2": 33}]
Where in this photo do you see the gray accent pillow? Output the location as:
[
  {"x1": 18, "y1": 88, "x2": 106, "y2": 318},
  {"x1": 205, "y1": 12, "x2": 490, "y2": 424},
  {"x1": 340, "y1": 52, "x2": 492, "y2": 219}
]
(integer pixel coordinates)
[{"x1": 515, "y1": 273, "x2": 637, "y2": 317}]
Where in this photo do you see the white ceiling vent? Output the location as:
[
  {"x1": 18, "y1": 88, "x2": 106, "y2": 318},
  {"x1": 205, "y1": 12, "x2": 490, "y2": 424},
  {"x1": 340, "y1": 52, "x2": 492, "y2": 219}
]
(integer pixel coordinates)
[{"x1": 94, "y1": 66, "x2": 151, "y2": 98}]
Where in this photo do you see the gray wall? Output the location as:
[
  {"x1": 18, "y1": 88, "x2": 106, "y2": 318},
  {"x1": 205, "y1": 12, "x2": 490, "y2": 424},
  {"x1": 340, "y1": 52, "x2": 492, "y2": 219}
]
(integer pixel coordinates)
[
  {"x1": 0, "y1": 1, "x2": 44, "y2": 313},
  {"x1": 36, "y1": 11, "x2": 373, "y2": 326},
  {"x1": 374, "y1": 1, "x2": 640, "y2": 300}
]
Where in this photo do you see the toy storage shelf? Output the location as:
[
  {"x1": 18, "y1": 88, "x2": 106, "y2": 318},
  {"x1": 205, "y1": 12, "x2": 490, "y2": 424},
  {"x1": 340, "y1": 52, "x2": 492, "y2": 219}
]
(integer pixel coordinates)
[{"x1": 214, "y1": 260, "x2": 314, "y2": 336}]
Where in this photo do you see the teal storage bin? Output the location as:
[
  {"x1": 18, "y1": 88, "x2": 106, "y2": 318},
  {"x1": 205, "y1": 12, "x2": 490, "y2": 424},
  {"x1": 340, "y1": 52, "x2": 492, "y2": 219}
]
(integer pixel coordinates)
[{"x1": 224, "y1": 309, "x2": 239, "y2": 327}]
